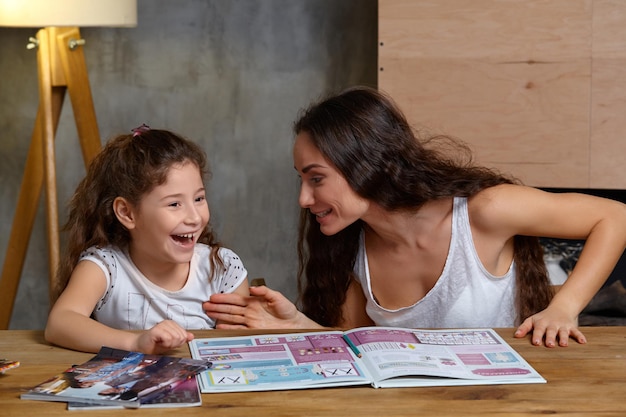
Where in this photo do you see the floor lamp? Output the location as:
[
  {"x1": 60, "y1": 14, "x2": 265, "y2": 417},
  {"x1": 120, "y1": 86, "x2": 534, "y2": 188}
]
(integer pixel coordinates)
[{"x1": 0, "y1": 0, "x2": 137, "y2": 329}]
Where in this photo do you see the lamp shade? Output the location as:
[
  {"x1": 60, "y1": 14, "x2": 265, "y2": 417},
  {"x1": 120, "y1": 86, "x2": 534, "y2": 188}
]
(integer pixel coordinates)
[{"x1": 0, "y1": 0, "x2": 137, "y2": 27}]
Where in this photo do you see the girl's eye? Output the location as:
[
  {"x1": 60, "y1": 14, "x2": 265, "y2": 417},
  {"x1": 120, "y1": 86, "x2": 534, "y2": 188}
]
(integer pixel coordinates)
[
  {"x1": 168, "y1": 202, "x2": 181, "y2": 208},
  {"x1": 195, "y1": 195, "x2": 206, "y2": 203}
]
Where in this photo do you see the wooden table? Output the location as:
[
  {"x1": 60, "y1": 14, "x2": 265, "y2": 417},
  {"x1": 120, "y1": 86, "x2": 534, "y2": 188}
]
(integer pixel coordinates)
[{"x1": 1, "y1": 328, "x2": 625, "y2": 416}]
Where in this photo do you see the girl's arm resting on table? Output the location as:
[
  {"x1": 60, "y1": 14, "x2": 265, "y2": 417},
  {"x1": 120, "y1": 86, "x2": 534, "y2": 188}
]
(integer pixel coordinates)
[{"x1": 44, "y1": 260, "x2": 193, "y2": 354}]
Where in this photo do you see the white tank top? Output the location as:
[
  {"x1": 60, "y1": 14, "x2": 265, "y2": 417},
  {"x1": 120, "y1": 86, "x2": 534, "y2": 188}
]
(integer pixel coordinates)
[
  {"x1": 354, "y1": 197, "x2": 517, "y2": 328},
  {"x1": 81, "y1": 244, "x2": 248, "y2": 330}
]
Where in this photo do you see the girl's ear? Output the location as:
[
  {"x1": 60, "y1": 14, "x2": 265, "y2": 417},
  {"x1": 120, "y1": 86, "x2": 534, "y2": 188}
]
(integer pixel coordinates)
[{"x1": 113, "y1": 197, "x2": 137, "y2": 230}]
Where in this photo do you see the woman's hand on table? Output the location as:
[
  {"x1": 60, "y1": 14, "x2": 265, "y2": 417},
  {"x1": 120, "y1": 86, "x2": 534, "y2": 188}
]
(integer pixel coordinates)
[{"x1": 515, "y1": 304, "x2": 586, "y2": 347}]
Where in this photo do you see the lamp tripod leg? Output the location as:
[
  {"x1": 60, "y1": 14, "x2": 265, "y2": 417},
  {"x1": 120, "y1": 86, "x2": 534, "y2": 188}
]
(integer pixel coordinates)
[
  {"x1": 0, "y1": 26, "x2": 101, "y2": 329},
  {"x1": 0, "y1": 91, "x2": 65, "y2": 330},
  {"x1": 57, "y1": 27, "x2": 101, "y2": 165}
]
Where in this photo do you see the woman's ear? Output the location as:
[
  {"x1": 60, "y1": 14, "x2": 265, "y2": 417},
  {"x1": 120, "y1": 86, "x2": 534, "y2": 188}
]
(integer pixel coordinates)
[{"x1": 113, "y1": 197, "x2": 136, "y2": 230}]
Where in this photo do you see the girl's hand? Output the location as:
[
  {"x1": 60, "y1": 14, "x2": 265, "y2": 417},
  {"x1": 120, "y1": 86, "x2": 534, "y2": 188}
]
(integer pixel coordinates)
[
  {"x1": 514, "y1": 305, "x2": 586, "y2": 347},
  {"x1": 135, "y1": 320, "x2": 194, "y2": 354}
]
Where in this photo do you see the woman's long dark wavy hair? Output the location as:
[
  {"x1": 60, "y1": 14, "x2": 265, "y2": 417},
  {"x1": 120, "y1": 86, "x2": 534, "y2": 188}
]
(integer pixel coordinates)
[
  {"x1": 53, "y1": 128, "x2": 223, "y2": 302},
  {"x1": 294, "y1": 86, "x2": 552, "y2": 327}
]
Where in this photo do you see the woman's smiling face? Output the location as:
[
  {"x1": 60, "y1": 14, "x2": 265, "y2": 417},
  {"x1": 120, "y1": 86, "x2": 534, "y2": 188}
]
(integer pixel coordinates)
[{"x1": 293, "y1": 131, "x2": 369, "y2": 236}]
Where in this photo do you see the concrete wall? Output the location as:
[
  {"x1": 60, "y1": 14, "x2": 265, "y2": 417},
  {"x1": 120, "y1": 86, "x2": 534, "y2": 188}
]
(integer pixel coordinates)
[{"x1": 0, "y1": 0, "x2": 377, "y2": 329}]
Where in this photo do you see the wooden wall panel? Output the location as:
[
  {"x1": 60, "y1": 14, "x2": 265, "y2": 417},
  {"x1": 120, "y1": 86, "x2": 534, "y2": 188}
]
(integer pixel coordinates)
[
  {"x1": 379, "y1": 0, "x2": 590, "y2": 60},
  {"x1": 379, "y1": 0, "x2": 626, "y2": 189},
  {"x1": 590, "y1": 0, "x2": 626, "y2": 188}
]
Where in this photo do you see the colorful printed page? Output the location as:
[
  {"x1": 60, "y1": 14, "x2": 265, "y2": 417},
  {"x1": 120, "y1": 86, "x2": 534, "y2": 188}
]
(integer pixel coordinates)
[
  {"x1": 67, "y1": 375, "x2": 203, "y2": 410},
  {"x1": 189, "y1": 328, "x2": 545, "y2": 392},
  {"x1": 344, "y1": 327, "x2": 546, "y2": 388},
  {"x1": 189, "y1": 331, "x2": 373, "y2": 392},
  {"x1": 21, "y1": 347, "x2": 211, "y2": 408},
  {"x1": 0, "y1": 358, "x2": 20, "y2": 374}
]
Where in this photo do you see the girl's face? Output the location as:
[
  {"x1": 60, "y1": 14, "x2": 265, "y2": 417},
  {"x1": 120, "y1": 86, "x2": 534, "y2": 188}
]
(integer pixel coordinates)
[
  {"x1": 128, "y1": 162, "x2": 209, "y2": 268},
  {"x1": 293, "y1": 132, "x2": 369, "y2": 236}
]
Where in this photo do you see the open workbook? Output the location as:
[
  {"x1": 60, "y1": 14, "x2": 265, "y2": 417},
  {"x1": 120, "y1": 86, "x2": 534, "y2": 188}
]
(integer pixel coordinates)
[{"x1": 189, "y1": 327, "x2": 545, "y2": 393}]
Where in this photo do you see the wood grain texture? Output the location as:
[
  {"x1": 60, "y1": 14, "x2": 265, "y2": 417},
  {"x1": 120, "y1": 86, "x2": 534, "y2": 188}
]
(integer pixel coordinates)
[
  {"x1": 379, "y1": 0, "x2": 626, "y2": 188},
  {"x1": 590, "y1": 0, "x2": 626, "y2": 188},
  {"x1": 1, "y1": 328, "x2": 625, "y2": 416}
]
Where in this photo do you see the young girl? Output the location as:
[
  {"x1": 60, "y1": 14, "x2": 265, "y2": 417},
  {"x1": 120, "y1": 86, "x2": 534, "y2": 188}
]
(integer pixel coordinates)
[{"x1": 45, "y1": 126, "x2": 249, "y2": 354}]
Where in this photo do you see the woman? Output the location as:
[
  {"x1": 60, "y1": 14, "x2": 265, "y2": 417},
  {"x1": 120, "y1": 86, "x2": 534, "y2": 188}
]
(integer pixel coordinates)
[{"x1": 204, "y1": 86, "x2": 626, "y2": 348}]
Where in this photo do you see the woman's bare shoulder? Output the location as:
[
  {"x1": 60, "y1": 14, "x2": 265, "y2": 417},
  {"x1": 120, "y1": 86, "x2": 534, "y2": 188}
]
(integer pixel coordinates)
[{"x1": 467, "y1": 184, "x2": 539, "y2": 234}]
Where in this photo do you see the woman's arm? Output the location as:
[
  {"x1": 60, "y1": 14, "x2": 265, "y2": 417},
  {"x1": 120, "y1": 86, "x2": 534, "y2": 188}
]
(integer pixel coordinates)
[
  {"x1": 204, "y1": 285, "x2": 321, "y2": 329},
  {"x1": 205, "y1": 277, "x2": 373, "y2": 329},
  {"x1": 472, "y1": 184, "x2": 626, "y2": 347},
  {"x1": 45, "y1": 260, "x2": 193, "y2": 354}
]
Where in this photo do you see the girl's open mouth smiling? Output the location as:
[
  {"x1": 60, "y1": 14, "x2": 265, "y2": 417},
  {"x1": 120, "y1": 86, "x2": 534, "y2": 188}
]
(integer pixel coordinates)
[{"x1": 172, "y1": 233, "x2": 194, "y2": 245}]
